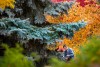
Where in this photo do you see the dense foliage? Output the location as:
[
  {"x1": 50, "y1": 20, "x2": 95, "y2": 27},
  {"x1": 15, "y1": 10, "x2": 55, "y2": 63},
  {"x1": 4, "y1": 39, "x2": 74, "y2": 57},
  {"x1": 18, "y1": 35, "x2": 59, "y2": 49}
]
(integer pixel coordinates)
[
  {"x1": 0, "y1": 44, "x2": 34, "y2": 67},
  {"x1": 46, "y1": 0, "x2": 100, "y2": 53},
  {"x1": 0, "y1": 18, "x2": 86, "y2": 44},
  {"x1": 0, "y1": 0, "x2": 74, "y2": 24},
  {"x1": 0, "y1": 0, "x2": 99, "y2": 67}
]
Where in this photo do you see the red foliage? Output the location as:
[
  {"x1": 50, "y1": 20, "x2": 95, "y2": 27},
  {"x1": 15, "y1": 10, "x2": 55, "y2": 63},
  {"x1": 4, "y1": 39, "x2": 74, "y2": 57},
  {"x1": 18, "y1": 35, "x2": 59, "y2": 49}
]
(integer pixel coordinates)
[
  {"x1": 76, "y1": 0, "x2": 96, "y2": 7},
  {"x1": 76, "y1": 0, "x2": 85, "y2": 7},
  {"x1": 51, "y1": 0, "x2": 74, "y2": 3}
]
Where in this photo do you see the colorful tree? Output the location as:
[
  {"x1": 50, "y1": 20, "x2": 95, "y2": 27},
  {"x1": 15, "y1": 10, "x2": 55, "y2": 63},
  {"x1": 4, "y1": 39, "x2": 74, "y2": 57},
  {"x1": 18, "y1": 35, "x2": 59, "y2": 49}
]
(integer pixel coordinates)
[
  {"x1": 46, "y1": 0, "x2": 100, "y2": 53},
  {"x1": 0, "y1": 0, "x2": 15, "y2": 10}
]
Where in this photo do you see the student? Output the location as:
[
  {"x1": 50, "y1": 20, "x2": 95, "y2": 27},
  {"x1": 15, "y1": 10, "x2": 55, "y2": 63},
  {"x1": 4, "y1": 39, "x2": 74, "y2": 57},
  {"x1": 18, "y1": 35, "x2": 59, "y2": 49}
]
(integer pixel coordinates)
[{"x1": 63, "y1": 45, "x2": 74, "y2": 62}]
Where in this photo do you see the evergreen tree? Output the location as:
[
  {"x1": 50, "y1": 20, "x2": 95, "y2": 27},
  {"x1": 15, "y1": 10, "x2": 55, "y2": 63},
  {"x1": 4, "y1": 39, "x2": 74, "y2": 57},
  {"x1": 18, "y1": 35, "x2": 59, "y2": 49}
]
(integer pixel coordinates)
[{"x1": 0, "y1": 0, "x2": 87, "y2": 67}]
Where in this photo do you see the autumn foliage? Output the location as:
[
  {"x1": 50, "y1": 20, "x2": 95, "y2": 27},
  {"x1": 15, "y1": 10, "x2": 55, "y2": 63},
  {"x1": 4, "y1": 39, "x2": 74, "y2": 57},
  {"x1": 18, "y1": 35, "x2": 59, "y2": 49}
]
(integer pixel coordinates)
[
  {"x1": 0, "y1": 0, "x2": 15, "y2": 10},
  {"x1": 46, "y1": 0, "x2": 100, "y2": 53},
  {"x1": 51, "y1": 0, "x2": 74, "y2": 3}
]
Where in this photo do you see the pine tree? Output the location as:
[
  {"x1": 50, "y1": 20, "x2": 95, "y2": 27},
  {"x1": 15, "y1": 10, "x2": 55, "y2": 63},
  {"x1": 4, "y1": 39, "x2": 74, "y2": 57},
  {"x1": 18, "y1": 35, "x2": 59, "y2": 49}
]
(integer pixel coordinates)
[{"x1": 0, "y1": 0, "x2": 87, "y2": 67}]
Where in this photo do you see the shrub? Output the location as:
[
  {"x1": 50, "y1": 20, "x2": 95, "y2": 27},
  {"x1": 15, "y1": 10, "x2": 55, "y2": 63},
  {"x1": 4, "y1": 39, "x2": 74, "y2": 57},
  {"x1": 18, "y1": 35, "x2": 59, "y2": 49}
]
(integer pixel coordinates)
[{"x1": 0, "y1": 44, "x2": 34, "y2": 67}]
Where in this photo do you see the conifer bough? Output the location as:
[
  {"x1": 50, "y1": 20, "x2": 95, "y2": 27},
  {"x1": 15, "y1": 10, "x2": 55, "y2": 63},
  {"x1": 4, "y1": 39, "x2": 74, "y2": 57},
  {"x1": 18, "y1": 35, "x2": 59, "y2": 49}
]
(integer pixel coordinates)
[{"x1": 0, "y1": 18, "x2": 86, "y2": 44}]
